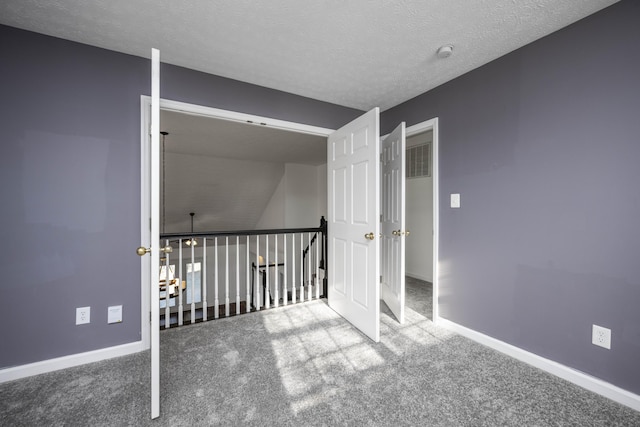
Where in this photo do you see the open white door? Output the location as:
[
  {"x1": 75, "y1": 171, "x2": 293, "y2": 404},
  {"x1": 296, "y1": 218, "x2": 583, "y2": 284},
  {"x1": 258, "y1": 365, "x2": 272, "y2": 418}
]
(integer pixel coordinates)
[
  {"x1": 380, "y1": 123, "x2": 406, "y2": 323},
  {"x1": 149, "y1": 48, "x2": 161, "y2": 419},
  {"x1": 138, "y1": 48, "x2": 161, "y2": 419},
  {"x1": 327, "y1": 108, "x2": 380, "y2": 342}
]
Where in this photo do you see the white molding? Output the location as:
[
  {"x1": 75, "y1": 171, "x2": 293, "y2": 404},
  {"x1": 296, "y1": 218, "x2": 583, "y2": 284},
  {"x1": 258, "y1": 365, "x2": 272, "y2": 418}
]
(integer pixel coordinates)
[
  {"x1": 143, "y1": 96, "x2": 335, "y2": 137},
  {"x1": 138, "y1": 95, "x2": 337, "y2": 348},
  {"x1": 0, "y1": 341, "x2": 144, "y2": 384},
  {"x1": 406, "y1": 272, "x2": 432, "y2": 282},
  {"x1": 437, "y1": 317, "x2": 640, "y2": 412},
  {"x1": 405, "y1": 118, "x2": 439, "y2": 325}
]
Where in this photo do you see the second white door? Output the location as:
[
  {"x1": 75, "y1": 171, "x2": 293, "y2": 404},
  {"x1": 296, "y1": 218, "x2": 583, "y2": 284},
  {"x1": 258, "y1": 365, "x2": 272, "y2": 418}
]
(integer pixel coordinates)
[{"x1": 381, "y1": 122, "x2": 406, "y2": 323}]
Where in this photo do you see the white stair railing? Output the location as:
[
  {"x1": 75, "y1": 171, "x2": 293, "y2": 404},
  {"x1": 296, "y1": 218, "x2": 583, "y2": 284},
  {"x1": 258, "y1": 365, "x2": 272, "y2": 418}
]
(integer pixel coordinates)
[{"x1": 158, "y1": 219, "x2": 326, "y2": 328}]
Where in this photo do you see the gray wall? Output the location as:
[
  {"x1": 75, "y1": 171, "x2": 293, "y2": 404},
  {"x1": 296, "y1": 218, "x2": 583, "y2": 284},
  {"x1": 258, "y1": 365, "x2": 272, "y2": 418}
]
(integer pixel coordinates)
[
  {"x1": 0, "y1": 24, "x2": 361, "y2": 368},
  {"x1": 382, "y1": 0, "x2": 640, "y2": 394}
]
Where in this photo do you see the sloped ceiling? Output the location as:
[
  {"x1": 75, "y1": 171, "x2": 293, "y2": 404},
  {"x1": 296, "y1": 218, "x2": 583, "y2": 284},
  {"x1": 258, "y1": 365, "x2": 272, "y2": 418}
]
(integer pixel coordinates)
[
  {"x1": 0, "y1": 0, "x2": 618, "y2": 111},
  {"x1": 159, "y1": 110, "x2": 327, "y2": 233}
]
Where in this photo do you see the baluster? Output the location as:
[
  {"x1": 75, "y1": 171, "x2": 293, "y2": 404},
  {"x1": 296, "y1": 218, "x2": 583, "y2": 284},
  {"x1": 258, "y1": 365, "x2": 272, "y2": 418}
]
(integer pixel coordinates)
[
  {"x1": 308, "y1": 232, "x2": 312, "y2": 301},
  {"x1": 214, "y1": 237, "x2": 219, "y2": 319},
  {"x1": 292, "y1": 233, "x2": 296, "y2": 303},
  {"x1": 246, "y1": 235, "x2": 250, "y2": 313},
  {"x1": 300, "y1": 233, "x2": 304, "y2": 303},
  {"x1": 164, "y1": 239, "x2": 171, "y2": 329},
  {"x1": 202, "y1": 238, "x2": 207, "y2": 322},
  {"x1": 178, "y1": 241, "x2": 183, "y2": 326},
  {"x1": 256, "y1": 235, "x2": 260, "y2": 311},
  {"x1": 225, "y1": 236, "x2": 230, "y2": 317},
  {"x1": 274, "y1": 234, "x2": 279, "y2": 308},
  {"x1": 283, "y1": 234, "x2": 288, "y2": 306},
  {"x1": 190, "y1": 238, "x2": 195, "y2": 324},
  {"x1": 236, "y1": 236, "x2": 240, "y2": 315},
  {"x1": 315, "y1": 233, "x2": 320, "y2": 299},
  {"x1": 265, "y1": 234, "x2": 270, "y2": 309}
]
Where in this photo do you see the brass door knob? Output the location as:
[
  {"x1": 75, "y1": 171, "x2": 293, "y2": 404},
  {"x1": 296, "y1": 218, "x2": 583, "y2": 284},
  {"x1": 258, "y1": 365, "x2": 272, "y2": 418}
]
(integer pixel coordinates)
[
  {"x1": 392, "y1": 230, "x2": 399, "y2": 236},
  {"x1": 405, "y1": 230, "x2": 411, "y2": 237},
  {"x1": 137, "y1": 246, "x2": 172, "y2": 256},
  {"x1": 364, "y1": 232, "x2": 375, "y2": 240},
  {"x1": 136, "y1": 246, "x2": 150, "y2": 256}
]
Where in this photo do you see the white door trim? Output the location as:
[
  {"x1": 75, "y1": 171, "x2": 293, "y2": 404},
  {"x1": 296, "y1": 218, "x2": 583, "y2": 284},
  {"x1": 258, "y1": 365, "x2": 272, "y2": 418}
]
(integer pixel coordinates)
[
  {"x1": 158, "y1": 98, "x2": 335, "y2": 137},
  {"x1": 139, "y1": 97, "x2": 336, "y2": 344},
  {"x1": 404, "y1": 118, "x2": 439, "y2": 324}
]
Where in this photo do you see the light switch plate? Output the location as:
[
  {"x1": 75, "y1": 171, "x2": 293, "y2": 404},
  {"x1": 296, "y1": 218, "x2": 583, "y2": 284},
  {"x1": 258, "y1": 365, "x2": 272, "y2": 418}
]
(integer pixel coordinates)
[
  {"x1": 108, "y1": 305, "x2": 123, "y2": 324},
  {"x1": 451, "y1": 193, "x2": 461, "y2": 208}
]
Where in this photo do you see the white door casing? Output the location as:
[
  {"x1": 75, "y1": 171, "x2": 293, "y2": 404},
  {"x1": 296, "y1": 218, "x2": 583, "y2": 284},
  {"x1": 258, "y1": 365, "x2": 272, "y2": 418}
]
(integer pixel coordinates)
[
  {"x1": 327, "y1": 108, "x2": 380, "y2": 342},
  {"x1": 149, "y1": 48, "x2": 161, "y2": 419},
  {"x1": 381, "y1": 122, "x2": 406, "y2": 324}
]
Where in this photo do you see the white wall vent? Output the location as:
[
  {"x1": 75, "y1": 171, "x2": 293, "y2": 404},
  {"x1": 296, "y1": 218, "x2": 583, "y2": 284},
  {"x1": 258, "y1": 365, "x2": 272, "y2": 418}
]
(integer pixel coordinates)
[{"x1": 406, "y1": 143, "x2": 431, "y2": 178}]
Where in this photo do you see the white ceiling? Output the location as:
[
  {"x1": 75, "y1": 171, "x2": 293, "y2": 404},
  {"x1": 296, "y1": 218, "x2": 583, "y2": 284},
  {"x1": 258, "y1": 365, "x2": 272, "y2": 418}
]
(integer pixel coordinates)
[{"x1": 0, "y1": 0, "x2": 618, "y2": 111}]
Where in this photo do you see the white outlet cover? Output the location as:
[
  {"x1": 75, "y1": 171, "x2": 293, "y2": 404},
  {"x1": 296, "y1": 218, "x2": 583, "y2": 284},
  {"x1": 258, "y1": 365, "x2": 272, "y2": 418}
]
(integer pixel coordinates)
[
  {"x1": 451, "y1": 193, "x2": 461, "y2": 208},
  {"x1": 108, "y1": 305, "x2": 123, "y2": 324},
  {"x1": 592, "y1": 324, "x2": 611, "y2": 349},
  {"x1": 76, "y1": 306, "x2": 90, "y2": 325}
]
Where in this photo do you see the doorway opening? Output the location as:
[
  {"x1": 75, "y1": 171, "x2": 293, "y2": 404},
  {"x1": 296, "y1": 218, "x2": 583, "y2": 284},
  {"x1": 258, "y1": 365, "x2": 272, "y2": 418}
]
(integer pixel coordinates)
[
  {"x1": 140, "y1": 97, "x2": 334, "y2": 348},
  {"x1": 405, "y1": 120, "x2": 439, "y2": 322}
]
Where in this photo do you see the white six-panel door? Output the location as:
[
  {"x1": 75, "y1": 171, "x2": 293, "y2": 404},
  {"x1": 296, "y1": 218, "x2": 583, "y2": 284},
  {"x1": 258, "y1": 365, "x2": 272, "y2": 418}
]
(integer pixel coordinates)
[
  {"x1": 327, "y1": 108, "x2": 381, "y2": 342},
  {"x1": 381, "y1": 123, "x2": 406, "y2": 324}
]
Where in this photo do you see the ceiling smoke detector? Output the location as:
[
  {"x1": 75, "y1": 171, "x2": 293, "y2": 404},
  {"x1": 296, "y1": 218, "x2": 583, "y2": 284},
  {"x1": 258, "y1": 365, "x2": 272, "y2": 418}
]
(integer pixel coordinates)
[{"x1": 437, "y1": 45, "x2": 454, "y2": 59}]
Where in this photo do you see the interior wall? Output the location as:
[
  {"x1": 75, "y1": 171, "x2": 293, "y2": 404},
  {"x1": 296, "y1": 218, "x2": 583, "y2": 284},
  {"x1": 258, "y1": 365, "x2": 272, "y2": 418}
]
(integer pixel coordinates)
[
  {"x1": 257, "y1": 163, "x2": 327, "y2": 230},
  {"x1": 255, "y1": 175, "x2": 286, "y2": 230},
  {"x1": 284, "y1": 163, "x2": 325, "y2": 228},
  {"x1": 317, "y1": 164, "x2": 328, "y2": 222},
  {"x1": 406, "y1": 178, "x2": 433, "y2": 282},
  {"x1": 405, "y1": 131, "x2": 433, "y2": 282},
  {"x1": 0, "y1": 23, "x2": 362, "y2": 369},
  {"x1": 382, "y1": 0, "x2": 640, "y2": 395}
]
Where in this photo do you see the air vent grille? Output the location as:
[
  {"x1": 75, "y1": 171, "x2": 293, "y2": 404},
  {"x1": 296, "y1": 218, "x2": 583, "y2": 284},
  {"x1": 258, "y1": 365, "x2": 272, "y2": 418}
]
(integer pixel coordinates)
[{"x1": 406, "y1": 143, "x2": 431, "y2": 178}]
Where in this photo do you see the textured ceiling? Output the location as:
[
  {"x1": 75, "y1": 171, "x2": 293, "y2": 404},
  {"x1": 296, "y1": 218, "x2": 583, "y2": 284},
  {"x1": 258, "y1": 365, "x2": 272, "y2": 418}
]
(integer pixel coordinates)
[{"x1": 0, "y1": 0, "x2": 618, "y2": 111}]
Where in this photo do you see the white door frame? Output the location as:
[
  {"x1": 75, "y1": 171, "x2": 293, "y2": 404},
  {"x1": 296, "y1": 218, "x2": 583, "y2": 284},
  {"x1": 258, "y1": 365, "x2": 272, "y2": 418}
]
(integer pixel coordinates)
[
  {"x1": 139, "y1": 98, "x2": 335, "y2": 350},
  {"x1": 405, "y1": 118, "x2": 440, "y2": 323}
]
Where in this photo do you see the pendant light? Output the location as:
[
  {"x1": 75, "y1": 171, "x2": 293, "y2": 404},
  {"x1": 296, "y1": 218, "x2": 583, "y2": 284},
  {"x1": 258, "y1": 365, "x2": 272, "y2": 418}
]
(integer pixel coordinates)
[{"x1": 185, "y1": 212, "x2": 198, "y2": 246}]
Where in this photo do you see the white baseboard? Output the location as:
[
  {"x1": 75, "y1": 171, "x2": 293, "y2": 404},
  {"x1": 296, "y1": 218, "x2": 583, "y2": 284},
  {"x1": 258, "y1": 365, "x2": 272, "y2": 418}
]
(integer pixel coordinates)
[
  {"x1": 406, "y1": 272, "x2": 432, "y2": 283},
  {"x1": 437, "y1": 317, "x2": 640, "y2": 412},
  {"x1": 0, "y1": 341, "x2": 145, "y2": 384}
]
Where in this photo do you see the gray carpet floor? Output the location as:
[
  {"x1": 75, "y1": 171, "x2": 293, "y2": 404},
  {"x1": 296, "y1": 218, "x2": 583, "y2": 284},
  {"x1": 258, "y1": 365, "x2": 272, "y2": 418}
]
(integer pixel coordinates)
[{"x1": 1, "y1": 278, "x2": 639, "y2": 426}]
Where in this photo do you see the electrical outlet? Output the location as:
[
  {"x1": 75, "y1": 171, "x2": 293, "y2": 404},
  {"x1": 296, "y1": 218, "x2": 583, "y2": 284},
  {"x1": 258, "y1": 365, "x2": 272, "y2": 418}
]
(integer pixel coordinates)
[
  {"x1": 76, "y1": 307, "x2": 91, "y2": 325},
  {"x1": 592, "y1": 324, "x2": 611, "y2": 349}
]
